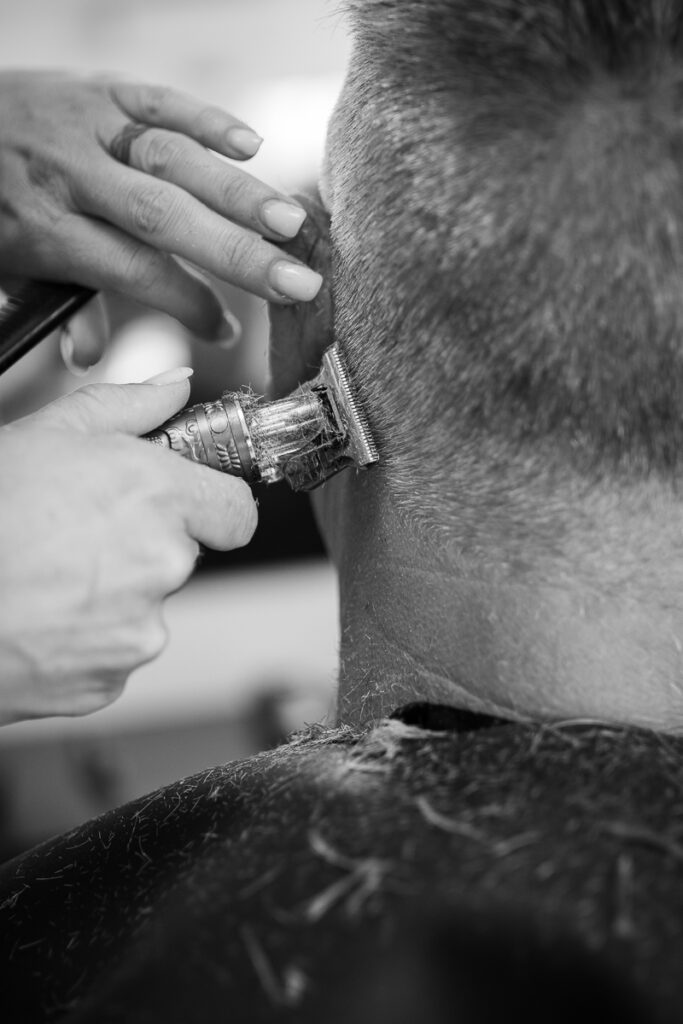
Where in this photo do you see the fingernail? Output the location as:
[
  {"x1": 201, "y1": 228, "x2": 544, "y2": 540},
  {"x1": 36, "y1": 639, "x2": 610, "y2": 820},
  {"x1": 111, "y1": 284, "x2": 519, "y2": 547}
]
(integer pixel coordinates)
[
  {"x1": 145, "y1": 366, "x2": 194, "y2": 386},
  {"x1": 269, "y1": 260, "x2": 323, "y2": 303},
  {"x1": 227, "y1": 127, "x2": 263, "y2": 157},
  {"x1": 261, "y1": 199, "x2": 306, "y2": 238},
  {"x1": 215, "y1": 309, "x2": 242, "y2": 350},
  {"x1": 59, "y1": 327, "x2": 90, "y2": 377}
]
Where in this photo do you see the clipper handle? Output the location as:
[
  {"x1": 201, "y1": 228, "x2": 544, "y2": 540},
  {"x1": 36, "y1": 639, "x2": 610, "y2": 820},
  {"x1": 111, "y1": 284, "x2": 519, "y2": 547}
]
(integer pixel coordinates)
[
  {"x1": 145, "y1": 386, "x2": 340, "y2": 491},
  {"x1": 145, "y1": 396, "x2": 258, "y2": 482}
]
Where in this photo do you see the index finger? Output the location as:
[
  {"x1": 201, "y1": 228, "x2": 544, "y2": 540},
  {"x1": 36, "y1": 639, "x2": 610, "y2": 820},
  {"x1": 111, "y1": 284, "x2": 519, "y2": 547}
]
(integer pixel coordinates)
[
  {"x1": 167, "y1": 452, "x2": 259, "y2": 551},
  {"x1": 107, "y1": 80, "x2": 263, "y2": 161}
]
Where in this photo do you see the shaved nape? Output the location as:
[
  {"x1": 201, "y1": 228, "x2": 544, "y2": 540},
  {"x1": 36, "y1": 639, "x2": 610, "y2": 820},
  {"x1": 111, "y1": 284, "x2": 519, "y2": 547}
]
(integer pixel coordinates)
[{"x1": 328, "y1": 0, "x2": 683, "y2": 514}]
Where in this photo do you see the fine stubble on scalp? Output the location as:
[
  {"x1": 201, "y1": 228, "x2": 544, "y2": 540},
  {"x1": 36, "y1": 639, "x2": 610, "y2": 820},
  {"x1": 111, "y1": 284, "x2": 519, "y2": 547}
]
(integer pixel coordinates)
[{"x1": 330, "y1": 1, "x2": 683, "y2": 533}]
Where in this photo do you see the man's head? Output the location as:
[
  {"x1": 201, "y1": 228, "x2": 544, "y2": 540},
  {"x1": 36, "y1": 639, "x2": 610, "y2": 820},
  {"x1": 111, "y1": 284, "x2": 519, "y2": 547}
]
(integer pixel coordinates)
[
  {"x1": 272, "y1": 0, "x2": 683, "y2": 730},
  {"x1": 329, "y1": 0, "x2": 683, "y2": 486}
]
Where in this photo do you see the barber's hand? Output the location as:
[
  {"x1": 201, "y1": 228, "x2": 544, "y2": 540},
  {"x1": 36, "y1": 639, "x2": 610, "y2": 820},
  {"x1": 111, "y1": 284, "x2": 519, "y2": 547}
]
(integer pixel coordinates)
[
  {"x1": 0, "y1": 370, "x2": 257, "y2": 724},
  {"x1": 0, "y1": 71, "x2": 323, "y2": 344},
  {"x1": 268, "y1": 191, "x2": 332, "y2": 398}
]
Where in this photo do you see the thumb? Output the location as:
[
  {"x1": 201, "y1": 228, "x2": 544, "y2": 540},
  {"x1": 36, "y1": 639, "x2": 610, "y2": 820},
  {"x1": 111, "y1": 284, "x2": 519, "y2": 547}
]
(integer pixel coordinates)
[{"x1": 28, "y1": 367, "x2": 194, "y2": 435}]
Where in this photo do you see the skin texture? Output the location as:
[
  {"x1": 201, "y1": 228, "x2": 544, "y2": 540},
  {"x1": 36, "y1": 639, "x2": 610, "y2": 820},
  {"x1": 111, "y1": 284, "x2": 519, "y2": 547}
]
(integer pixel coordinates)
[
  {"x1": 266, "y1": 1, "x2": 683, "y2": 731},
  {"x1": 316, "y1": 466, "x2": 683, "y2": 729},
  {"x1": 0, "y1": 70, "x2": 322, "y2": 346},
  {"x1": 269, "y1": 199, "x2": 683, "y2": 729},
  {"x1": 0, "y1": 378, "x2": 257, "y2": 723}
]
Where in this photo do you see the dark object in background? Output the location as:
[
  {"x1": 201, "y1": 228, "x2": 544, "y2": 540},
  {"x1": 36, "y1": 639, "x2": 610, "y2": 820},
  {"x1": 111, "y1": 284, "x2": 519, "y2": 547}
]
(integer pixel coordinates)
[
  {"x1": 333, "y1": 908, "x2": 649, "y2": 1024},
  {"x1": 390, "y1": 702, "x2": 508, "y2": 734},
  {"x1": 0, "y1": 279, "x2": 93, "y2": 375}
]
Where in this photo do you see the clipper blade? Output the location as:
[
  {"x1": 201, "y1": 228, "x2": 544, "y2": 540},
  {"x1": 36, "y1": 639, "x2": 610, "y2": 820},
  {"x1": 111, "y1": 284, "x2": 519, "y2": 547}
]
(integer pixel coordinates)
[
  {"x1": 145, "y1": 343, "x2": 378, "y2": 491},
  {"x1": 318, "y1": 345, "x2": 379, "y2": 469}
]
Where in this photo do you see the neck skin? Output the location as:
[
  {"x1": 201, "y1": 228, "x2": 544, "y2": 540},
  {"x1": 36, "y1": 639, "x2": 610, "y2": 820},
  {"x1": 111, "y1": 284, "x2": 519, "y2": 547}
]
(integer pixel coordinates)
[{"x1": 316, "y1": 466, "x2": 683, "y2": 732}]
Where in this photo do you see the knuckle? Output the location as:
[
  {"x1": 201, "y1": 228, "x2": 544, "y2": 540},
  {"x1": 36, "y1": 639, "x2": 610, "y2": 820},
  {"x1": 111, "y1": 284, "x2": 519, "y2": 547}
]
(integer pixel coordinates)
[
  {"x1": 195, "y1": 104, "x2": 222, "y2": 138},
  {"x1": 26, "y1": 156, "x2": 73, "y2": 222},
  {"x1": 105, "y1": 679, "x2": 127, "y2": 707},
  {"x1": 119, "y1": 245, "x2": 164, "y2": 294},
  {"x1": 26, "y1": 153, "x2": 57, "y2": 193},
  {"x1": 219, "y1": 171, "x2": 251, "y2": 212},
  {"x1": 160, "y1": 543, "x2": 198, "y2": 590},
  {"x1": 129, "y1": 185, "x2": 174, "y2": 236},
  {"x1": 142, "y1": 132, "x2": 176, "y2": 177},
  {"x1": 93, "y1": 674, "x2": 128, "y2": 709},
  {"x1": 66, "y1": 672, "x2": 129, "y2": 717},
  {"x1": 221, "y1": 229, "x2": 259, "y2": 273},
  {"x1": 137, "y1": 84, "x2": 169, "y2": 121},
  {"x1": 137, "y1": 620, "x2": 169, "y2": 663}
]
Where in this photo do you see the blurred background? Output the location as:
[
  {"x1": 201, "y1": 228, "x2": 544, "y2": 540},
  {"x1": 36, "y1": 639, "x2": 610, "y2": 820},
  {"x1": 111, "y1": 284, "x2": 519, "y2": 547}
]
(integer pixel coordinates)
[{"x1": 0, "y1": 0, "x2": 351, "y2": 859}]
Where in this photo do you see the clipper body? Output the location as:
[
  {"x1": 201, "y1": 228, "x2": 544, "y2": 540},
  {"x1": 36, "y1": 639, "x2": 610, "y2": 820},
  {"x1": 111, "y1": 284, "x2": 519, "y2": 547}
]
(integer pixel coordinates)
[{"x1": 145, "y1": 345, "x2": 378, "y2": 492}]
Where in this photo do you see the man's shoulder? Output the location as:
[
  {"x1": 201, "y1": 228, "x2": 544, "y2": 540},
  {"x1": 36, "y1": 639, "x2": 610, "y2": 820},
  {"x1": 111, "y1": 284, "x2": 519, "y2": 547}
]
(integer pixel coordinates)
[{"x1": 2, "y1": 714, "x2": 683, "y2": 1023}]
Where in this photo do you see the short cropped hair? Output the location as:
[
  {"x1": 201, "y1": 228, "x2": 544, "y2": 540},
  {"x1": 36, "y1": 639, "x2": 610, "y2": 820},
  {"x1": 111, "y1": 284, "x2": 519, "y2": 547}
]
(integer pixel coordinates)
[{"x1": 329, "y1": 0, "x2": 683, "y2": 528}]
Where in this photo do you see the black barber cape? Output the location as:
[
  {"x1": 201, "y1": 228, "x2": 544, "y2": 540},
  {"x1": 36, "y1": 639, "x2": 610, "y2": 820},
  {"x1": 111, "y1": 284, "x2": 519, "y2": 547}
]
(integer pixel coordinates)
[{"x1": 1, "y1": 705, "x2": 682, "y2": 1024}]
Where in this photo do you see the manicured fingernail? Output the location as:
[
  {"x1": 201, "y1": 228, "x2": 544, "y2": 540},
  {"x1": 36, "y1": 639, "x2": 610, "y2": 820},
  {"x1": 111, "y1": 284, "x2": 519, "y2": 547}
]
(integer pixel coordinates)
[
  {"x1": 215, "y1": 309, "x2": 242, "y2": 350},
  {"x1": 59, "y1": 328, "x2": 90, "y2": 377},
  {"x1": 261, "y1": 199, "x2": 306, "y2": 238},
  {"x1": 227, "y1": 127, "x2": 263, "y2": 157},
  {"x1": 145, "y1": 366, "x2": 194, "y2": 385},
  {"x1": 269, "y1": 260, "x2": 323, "y2": 302}
]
